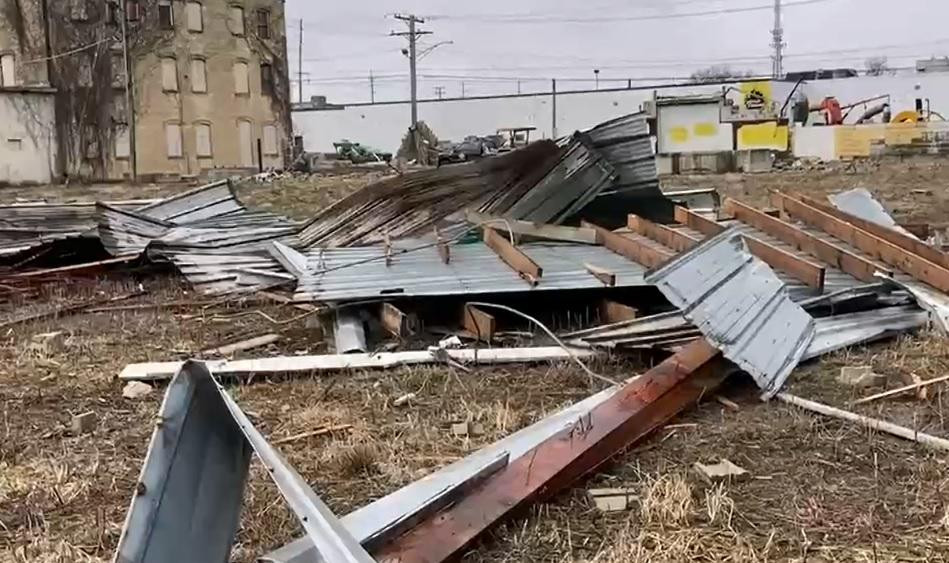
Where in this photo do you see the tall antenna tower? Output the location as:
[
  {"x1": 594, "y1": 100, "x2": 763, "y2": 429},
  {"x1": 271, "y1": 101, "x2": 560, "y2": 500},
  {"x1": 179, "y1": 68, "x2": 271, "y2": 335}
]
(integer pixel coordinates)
[{"x1": 771, "y1": 0, "x2": 785, "y2": 78}]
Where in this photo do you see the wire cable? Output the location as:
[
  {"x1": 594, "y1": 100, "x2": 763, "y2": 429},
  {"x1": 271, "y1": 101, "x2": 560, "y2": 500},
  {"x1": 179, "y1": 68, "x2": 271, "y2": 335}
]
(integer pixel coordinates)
[{"x1": 22, "y1": 35, "x2": 118, "y2": 65}]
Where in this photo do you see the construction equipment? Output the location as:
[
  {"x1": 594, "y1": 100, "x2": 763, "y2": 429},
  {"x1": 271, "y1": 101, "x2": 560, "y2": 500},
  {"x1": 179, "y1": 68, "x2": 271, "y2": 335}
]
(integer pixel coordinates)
[{"x1": 333, "y1": 140, "x2": 392, "y2": 164}]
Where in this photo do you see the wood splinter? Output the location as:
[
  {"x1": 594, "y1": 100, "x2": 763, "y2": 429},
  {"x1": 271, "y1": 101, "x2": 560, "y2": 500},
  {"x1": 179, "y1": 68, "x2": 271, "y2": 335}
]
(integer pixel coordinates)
[{"x1": 435, "y1": 226, "x2": 451, "y2": 264}]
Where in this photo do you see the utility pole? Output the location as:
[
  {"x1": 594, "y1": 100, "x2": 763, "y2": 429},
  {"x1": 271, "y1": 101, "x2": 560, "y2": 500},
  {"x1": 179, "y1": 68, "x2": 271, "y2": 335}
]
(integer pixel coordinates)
[
  {"x1": 771, "y1": 0, "x2": 784, "y2": 78},
  {"x1": 461, "y1": 81, "x2": 465, "y2": 98},
  {"x1": 391, "y1": 14, "x2": 431, "y2": 129},
  {"x1": 594, "y1": 69, "x2": 600, "y2": 90},
  {"x1": 551, "y1": 79, "x2": 557, "y2": 139},
  {"x1": 297, "y1": 19, "x2": 304, "y2": 103},
  {"x1": 369, "y1": 70, "x2": 375, "y2": 103}
]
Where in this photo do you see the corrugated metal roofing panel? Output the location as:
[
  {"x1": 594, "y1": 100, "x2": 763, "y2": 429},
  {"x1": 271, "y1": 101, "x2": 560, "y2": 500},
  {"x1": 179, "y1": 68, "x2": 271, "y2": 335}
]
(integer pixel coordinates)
[
  {"x1": 645, "y1": 228, "x2": 815, "y2": 398},
  {"x1": 295, "y1": 241, "x2": 649, "y2": 303},
  {"x1": 504, "y1": 137, "x2": 616, "y2": 224}
]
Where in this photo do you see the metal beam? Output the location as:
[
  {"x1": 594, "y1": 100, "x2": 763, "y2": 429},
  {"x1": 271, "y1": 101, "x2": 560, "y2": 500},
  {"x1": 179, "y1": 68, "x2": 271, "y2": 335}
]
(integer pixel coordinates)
[
  {"x1": 582, "y1": 220, "x2": 673, "y2": 269},
  {"x1": 483, "y1": 227, "x2": 543, "y2": 285},
  {"x1": 674, "y1": 206, "x2": 825, "y2": 292},
  {"x1": 628, "y1": 214, "x2": 697, "y2": 252},
  {"x1": 723, "y1": 198, "x2": 890, "y2": 283},
  {"x1": 372, "y1": 339, "x2": 725, "y2": 563},
  {"x1": 794, "y1": 193, "x2": 949, "y2": 270},
  {"x1": 773, "y1": 193, "x2": 949, "y2": 292}
]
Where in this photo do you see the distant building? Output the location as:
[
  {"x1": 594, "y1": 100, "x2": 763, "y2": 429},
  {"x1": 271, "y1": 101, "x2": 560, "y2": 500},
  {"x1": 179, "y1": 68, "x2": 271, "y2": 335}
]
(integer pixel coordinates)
[
  {"x1": 917, "y1": 57, "x2": 949, "y2": 73},
  {"x1": 0, "y1": 0, "x2": 291, "y2": 185},
  {"x1": 0, "y1": 0, "x2": 58, "y2": 184}
]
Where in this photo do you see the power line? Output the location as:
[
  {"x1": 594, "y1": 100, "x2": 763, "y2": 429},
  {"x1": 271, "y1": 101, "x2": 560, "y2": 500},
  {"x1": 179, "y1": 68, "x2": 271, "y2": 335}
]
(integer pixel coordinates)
[{"x1": 427, "y1": 0, "x2": 832, "y2": 24}]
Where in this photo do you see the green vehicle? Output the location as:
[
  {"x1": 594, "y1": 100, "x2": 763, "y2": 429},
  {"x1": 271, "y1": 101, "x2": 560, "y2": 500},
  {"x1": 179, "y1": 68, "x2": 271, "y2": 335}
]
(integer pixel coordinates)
[{"x1": 333, "y1": 139, "x2": 392, "y2": 164}]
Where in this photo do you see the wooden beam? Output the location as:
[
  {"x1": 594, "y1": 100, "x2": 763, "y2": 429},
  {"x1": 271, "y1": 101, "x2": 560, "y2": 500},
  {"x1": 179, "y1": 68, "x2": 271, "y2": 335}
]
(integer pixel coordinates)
[
  {"x1": 600, "y1": 300, "x2": 638, "y2": 324},
  {"x1": 462, "y1": 304, "x2": 495, "y2": 342},
  {"x1": 467, "y1": 211, "x2": 598, "y2": 244},
  {"x1": 380, "y1": 302, "x2": 418, "y2": 338},
  {"x1": 628, "y1": 214, "x2": 698, "y2": 252},
  {"x1": 582, "y1": 221, "x2": 673, "y2": 269},
  {"x1": 773, "y1": 193, "x2": 949, "y2": 292},
  {"x1": 742, "y1": 237, "x2": 826, "y2": 292},
  {"x1": 201, "y1": 334, "x2": 280, "y2": 356},
  {"x1": 793, "y1": 194, "x2": 949, "y2": 269},
  {"x1": 723, "y1": 198, "x2": 890, "y2": 283},
  {"x1": 483, "y1": 227, "x2": 543, "y2": 285},
  {"x1": 584, "y1": 263, "x2": 616, "y2": 287},
  {"x1": 673, "y1": 206, "x2": 724, "y2": 237},
  {"x1": 674, "y1": 206, "x2": 825, "y2": 292}
]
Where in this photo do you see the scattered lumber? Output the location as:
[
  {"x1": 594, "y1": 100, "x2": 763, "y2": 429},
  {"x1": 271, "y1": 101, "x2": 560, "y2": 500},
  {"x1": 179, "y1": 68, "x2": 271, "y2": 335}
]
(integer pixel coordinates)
[
  {"x1": 851, "y1": 373, "x2": 949, "y2": 405},
  {"x1": 201, "y1": 334, "x2": 281, "y2": 357},
  {"x1": 777, "y1": 393, "x2": 949, "y2": 452}
]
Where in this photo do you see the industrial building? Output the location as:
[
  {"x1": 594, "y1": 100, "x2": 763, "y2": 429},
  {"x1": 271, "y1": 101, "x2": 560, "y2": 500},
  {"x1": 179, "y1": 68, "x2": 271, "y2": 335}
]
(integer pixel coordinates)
[{"x1": 0, "y1": 0, "x2": 291, "y2": 185}]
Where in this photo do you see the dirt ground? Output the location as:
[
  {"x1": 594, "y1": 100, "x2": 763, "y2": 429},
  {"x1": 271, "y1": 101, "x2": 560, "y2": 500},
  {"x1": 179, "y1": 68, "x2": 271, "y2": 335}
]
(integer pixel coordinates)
[
  {"x1": 666, "y1": 155, "x2": 949, "y2": 226},
  {"x1": 2, "y1": 160, "x2": 949, "y2": 562}
]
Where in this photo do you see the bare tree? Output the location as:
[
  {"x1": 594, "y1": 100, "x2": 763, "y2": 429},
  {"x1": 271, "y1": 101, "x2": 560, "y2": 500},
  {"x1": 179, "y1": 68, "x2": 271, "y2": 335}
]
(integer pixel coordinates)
[
  {"x1": 690, "y1": 65, "x2": 755, "y2": 83},
  {"x1": 865, "y1": 56, "x2": 892, "y2": 77}
]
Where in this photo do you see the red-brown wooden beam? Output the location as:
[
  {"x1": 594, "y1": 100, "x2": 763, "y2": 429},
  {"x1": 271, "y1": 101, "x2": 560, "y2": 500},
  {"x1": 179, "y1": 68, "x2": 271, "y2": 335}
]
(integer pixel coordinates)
[
  {"x1": 792, "y1": 193, "x2": 949, "y2": 270},
  {"x1": 673, "y1": 206, "x2": 724, "y2": 237},
  {"x1": 628, "y1": 214, "x2": 698, "y2": 253},
  {"x1": 723, "y1": 198, "x2": 890, "y2": 283},
  {"x1": 483, "y1": 227, "x2": 543, "y2": 285},
  {"x1": 372, "y1": 339, "x2": 725, "y2": 563},
  {"x1": 582, "y1": 220, "x2": 673, "y2": 269},
  {"x1": 772, "y1": 192, "x2": 949, "y2": 292},
  {"x1": 673, "y1": 206, "x2": 825, "y2": 292}
]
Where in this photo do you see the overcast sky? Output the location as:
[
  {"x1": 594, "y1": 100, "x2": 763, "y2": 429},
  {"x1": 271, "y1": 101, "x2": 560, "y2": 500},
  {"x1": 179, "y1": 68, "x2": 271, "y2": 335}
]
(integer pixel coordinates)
[{"x1": 284, "y1": 0, "x2": 949, "y2": 104}]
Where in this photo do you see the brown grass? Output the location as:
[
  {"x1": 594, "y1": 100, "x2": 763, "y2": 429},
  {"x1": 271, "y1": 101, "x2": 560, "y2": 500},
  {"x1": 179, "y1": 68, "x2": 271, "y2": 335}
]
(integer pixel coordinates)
[{"x1": 2, "y1": 170, "x2": 949, "y2": 561}]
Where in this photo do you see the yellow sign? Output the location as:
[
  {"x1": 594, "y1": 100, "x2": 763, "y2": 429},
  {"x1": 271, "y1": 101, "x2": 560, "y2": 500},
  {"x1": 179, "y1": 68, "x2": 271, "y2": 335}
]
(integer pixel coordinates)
[
  {"x1": 737, "y1": 122, "x2": 788, "y2": 150},
  {"x1": 740, "y1": 81, "x2": 773, "y2": 110},
  {"x1": 835, "y1": 126, "x2": 872, "y2": 158},
  {"x1": 885, "y1": 122, "x2": 923, "y2": 146},
  {"x1": 694, "y1": 122, "x2": 718, "y2": 137},
  {"x1": 669, "y1": 126, "x2": 689, "y2": 144}
]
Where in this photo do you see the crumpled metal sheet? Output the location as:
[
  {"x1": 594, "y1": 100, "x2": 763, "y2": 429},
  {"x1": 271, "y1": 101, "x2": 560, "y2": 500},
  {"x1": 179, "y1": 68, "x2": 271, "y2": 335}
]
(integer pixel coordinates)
[
  {"x1": 830, "y1": 188, "x2": 917, "y2": 238},
  {"x1": 113, "y1": 361, "x2": 372, "y2": 563},
  {"x1": 645, "y1": 228, "x2": 815, "y2": 399}
]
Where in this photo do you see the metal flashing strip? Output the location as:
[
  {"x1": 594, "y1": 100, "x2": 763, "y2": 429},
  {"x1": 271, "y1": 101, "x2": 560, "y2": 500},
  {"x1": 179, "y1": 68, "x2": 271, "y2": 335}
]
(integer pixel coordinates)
[
  {"x1": 113, "y1": 361, "x2": 373, "y2": 563},
  {"x1": 118, "y1": 346, "x2": 598, "y2": 382},
  {"x1": 645, "y1": 228, "x2": 815, "y2": 399}
]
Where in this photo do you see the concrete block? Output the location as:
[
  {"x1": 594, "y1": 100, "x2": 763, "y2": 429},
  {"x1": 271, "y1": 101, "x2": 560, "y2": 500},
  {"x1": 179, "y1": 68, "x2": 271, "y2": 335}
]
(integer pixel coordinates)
[
  {"x1": 71, "y1": 411, "x2": 97, "y2": 435},
  {"x1": 588, "y1": 488, "x2": 639, "y2": 512},
  {"x1": 122, "y1": 381, "x2": 154, "y2": 400},
  {"x1": 655, "y1": 154, "x2": 677, "y2": 176},
  {"x1": 838, "y1": 365, "x2": 886, "y2": 388},
  {"x1": 693, "y1": 459, "x2": 750, "y2": 485},
  {"x1": 451, "y1": 421, "x2": 484, "y2": 437},
  {"x1": 736, "y1": 150, "x2": 774, "y2": 173}
]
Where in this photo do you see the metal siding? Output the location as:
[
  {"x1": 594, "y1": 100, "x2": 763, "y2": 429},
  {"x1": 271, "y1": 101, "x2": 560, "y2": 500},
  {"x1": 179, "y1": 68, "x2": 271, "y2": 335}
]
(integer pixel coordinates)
[
  {"x1": 645, "y1": 228, "x2": 815, "y2": 398},
  {"x1": 295, "y1": 242, "x2": 649, "y2": 302}
]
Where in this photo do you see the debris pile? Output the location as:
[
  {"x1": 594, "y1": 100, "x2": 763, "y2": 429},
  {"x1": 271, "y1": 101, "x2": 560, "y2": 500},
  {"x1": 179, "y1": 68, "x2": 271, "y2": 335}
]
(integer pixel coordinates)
[{"x1": 5, "y1": 111, "x2": 949, "y2": 562}]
